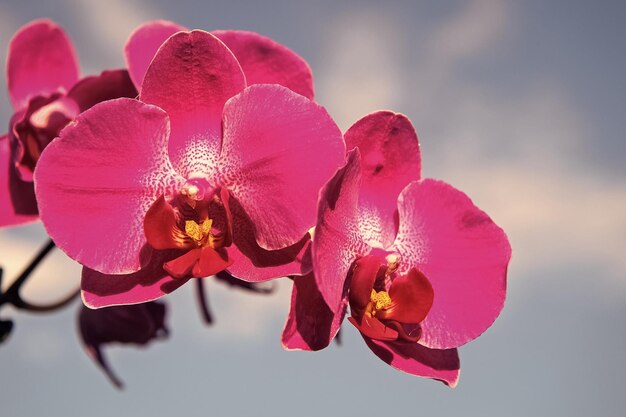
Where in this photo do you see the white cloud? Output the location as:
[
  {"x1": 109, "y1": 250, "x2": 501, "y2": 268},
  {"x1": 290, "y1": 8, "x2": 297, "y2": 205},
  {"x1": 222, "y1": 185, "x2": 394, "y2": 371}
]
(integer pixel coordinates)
[
  {"x1": 65, "y1": 0, "x2": 162, "y2": 72},
  {"x1": 316, "y1": 9, "x2": 404, "y2": 131},
  {"x1": 317, "y1": 0, "x2": 626, "y2": 289}
]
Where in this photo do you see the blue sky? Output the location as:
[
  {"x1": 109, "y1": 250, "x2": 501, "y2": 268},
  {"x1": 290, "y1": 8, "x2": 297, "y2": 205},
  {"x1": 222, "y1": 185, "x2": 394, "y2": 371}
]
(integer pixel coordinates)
[{"x1": 1, "y1": 1, "x2": 625, "y2": 416}]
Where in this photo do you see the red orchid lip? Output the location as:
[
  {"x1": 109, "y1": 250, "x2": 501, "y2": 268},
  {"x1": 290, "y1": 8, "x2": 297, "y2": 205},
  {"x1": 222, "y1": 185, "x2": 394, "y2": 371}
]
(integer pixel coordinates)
[
  {"x1": 144, "y1": 185, "x2": 234, "y2": 279},
  {"x1": 347, "y1": 253, "x2": 434, "y2": 343}
]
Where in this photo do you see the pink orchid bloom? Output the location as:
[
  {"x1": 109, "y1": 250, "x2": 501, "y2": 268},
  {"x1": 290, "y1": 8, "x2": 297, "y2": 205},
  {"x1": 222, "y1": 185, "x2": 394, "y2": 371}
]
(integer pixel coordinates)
[
  {"x1": 124, "y1": 20, "x2": 314, "y2": 100},
  {"x1": 34, "y1": 29, "x2": 345, "y2": 308},
  {"x1": 0, "y1": 19, "x2": 137, "y2": 228},
  {"x1": 282, "y1": 112, "x2": 511, "y2": 387}
]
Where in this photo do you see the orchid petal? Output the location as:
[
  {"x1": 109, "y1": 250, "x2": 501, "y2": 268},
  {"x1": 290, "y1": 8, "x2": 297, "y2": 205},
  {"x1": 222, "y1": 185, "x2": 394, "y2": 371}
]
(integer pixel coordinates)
[
  {"x1": 220, "y1": 84, "x2": 344, "y2": 251},
  {"x1": 363, "y1": 338, "x2": 460, "y2": 387},
  {"x1": 213, "y1": 30, "x2": 314, "y2": 99},
  {"x1": 226, "y1": 196, "x2": 312, "y2": 281},
  {"x1": 140, "y1": 30, "x2": 246, "y2": 178},
  {"x1": 313, "y1": 150, "x2": 369, "y2": 314},
  {"x1": 282, "y1": 273, "x2": 344, "y2": 351},
  {"x1": 7, "y1": 19, "x2": 79, "y2": 110},
  {"x1": 345, "y1": 111, "x2": 421, "y2": 248},
  {"x1": 393, "y1": 179, "x2": 511, "y2": 349},
  {"x1": 0, "y1": 135, "x2": 37, "y2": 227},
  {"x1": 35, "y1": 98, "x2": 184, "y2": 274},
  {"x1": 124, "y1": 20, "x2": 187, "y2": 90},
  {"x1": 67, "y1": 69, "x2": 137, "y2": 112},
  {"x1": 82, "y1": 251, "x2": 188, "y2": 308}
]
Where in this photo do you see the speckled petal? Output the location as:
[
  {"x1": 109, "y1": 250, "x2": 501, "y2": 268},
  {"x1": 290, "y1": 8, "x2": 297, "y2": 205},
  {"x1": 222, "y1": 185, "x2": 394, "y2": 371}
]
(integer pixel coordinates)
[
  {"x1": 392, "y1": 179, "x2": 511, "y2": 349},
  {"x1": 140, "y1": 30, "x2": 246, "y2": 178},
  {"x1": 219, "y1": 84, "x2": 344, "y2": 251},
  {"x1": 345, "y1": 111, "x2": 421, "y2": 248},
  {"x1": 35, "y1": 98, "x2": 184, "y2": 274},
  {"x1": 313, "y1": 150, "x2": 370, "y2": 314}
]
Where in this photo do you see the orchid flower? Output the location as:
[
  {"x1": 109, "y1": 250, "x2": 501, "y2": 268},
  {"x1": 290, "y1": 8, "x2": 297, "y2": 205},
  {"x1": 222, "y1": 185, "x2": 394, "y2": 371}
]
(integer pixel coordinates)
[
  {"x1": 1, "y1": 19, "x2": 137, "y2": 227},
  {"x1": 282, "y1": 112, "x2": 511, "y2": 387},
  {"x1": 34, "y1": 29, "x2": 345, "y2": 308}
]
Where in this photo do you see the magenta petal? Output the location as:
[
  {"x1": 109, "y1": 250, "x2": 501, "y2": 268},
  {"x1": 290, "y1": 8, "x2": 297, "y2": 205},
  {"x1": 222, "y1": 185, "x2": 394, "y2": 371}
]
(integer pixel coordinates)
[
  {"x1": 82, "y1": 252, "x2": 188, "y2": 308},
  {"x1": 345, "y1": 111, "x2": 421, "y2": 248},
  {"x1": 282, "y1": 273, "x2": 345, "y2": 351},
  {"x1": 0, "y1": 135, "x2": 37, "y2": 227},
  {"x1": 35, "y1": 98, "x2": 184, "y2": 274},
  {"x1": 363, "y1": 337, "x2": 460, "y2": 387},
  {"x1": 140, "y1": 30, "x2": 245, "y2": 178},
  {"x1": 7, "y1": 19, "x2": 79, "y2": 110},
  {"x1": 393, "y1": 180, "x2": 511, "y2": 349},
  {"x1": 124, "y1": 20, "x2": 187, "y2": 90},
  {"x1": 67, "y1": 69, "x2": 137, "y2": 112},
  {"x1": 220, "y1": 84, "x2": 344, "y2": 250},
  {"x1": 213, "y1": 30, "x2": 314, "y2": 99},
  {"x1": 313, "y1": 150, "x2": 370, "y2": 313},
  {"x1": 226, "y1": 196, "x2": 312, "y2": 282}
]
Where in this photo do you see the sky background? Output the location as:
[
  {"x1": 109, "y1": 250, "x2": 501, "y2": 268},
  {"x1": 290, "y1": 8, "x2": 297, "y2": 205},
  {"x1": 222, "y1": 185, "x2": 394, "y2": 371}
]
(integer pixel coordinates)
[{"x1": 1, "y1": 0, "x2": 625, "y2": 416}]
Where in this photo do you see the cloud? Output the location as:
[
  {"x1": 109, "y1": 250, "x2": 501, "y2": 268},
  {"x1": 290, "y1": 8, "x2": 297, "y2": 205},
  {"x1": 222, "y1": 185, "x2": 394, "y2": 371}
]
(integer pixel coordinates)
[
  {"x1": 316, "y1": 9, "x2": 404, "y2": 130},
  {"x1": 428, "y1": 0, "x2": 511, "y2": 65},
  {"x1": 65, "y1": 0, "x2": 162, "y2": 72},
  {"x1": 317, "y1": 0, "x2": 626, "y2": 289}
]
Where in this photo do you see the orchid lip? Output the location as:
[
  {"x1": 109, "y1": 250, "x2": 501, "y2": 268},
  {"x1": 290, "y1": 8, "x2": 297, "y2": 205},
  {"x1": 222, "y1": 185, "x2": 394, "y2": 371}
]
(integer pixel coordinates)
[
  {"x1": 143, "y1": 186, "x2": 234, "y2": 279},
  {"x1": 347, "y1": 252, "x2": 434, "y2": 343}
]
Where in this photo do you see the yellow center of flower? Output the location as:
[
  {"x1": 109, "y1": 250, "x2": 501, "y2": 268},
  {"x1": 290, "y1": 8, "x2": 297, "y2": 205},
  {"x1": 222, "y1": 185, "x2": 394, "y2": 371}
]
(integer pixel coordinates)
[
  {"x1": 370, "y1": 289, "x2": 392, "y2": 311},
  {"x1": 185, "y1": 219, "x2": 213, "y2": 245}
]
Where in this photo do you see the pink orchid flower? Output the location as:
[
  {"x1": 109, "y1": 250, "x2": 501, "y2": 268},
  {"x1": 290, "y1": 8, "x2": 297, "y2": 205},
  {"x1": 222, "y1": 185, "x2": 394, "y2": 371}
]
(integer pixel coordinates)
[
  {"x1": 0, "y1": 19, "x2": 137, "y2": 227},
  {"x1": 34, "y1": 29, "x2": 345, "y2": 308},
  {"x1": 282, "y1": 112, "x2": 511, "y2": 387}
]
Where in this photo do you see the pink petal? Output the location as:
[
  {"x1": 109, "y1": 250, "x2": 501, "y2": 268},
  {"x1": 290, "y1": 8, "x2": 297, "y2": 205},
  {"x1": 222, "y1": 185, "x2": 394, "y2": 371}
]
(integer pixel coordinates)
[
  {"x1": 82, "y1": 251, "x2": 188, "y2": 308},
  {"x1": 140, "y1": 30, "x2": 246, "y2": 178},
  {"x1": 0, "y1": 135, "x2": 37, "y2": 227},
  {"x1": 7, "y1": 19, "x2": 79, "y2": 110},
  {"x1": 67, "y1": 69, "x2": 137, "y2": 111},
  {"x1": 225, "y1": 195, "x2": 312, "y2": 282},
  {"x1": 124, "y1": 20, "x2": 187, "y2": 90},
  {"x1": 282, "y1": 273, "x2": 344, "y2": 351},
  {"x1": 393, "y1": 179, "x2": 511, "y2": 349},
  {"x1": 313, "y1": 150, "x2": 370, "y2": 314},
  {"x1": 213, "y1": 30, "x2": 314, "y2": 99},
  {"x1": 363, "y1": 337, "x2": 460, "y2": 387},
  {"x1": 219, "y1": 84, "x2": 344, "y2": 250},
  {"x1": 34, "y1": 98, "x2": 184, "y2": 274},
  {"x1": 345, "y1": 111, "x2": 421, "y2": 248}
]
